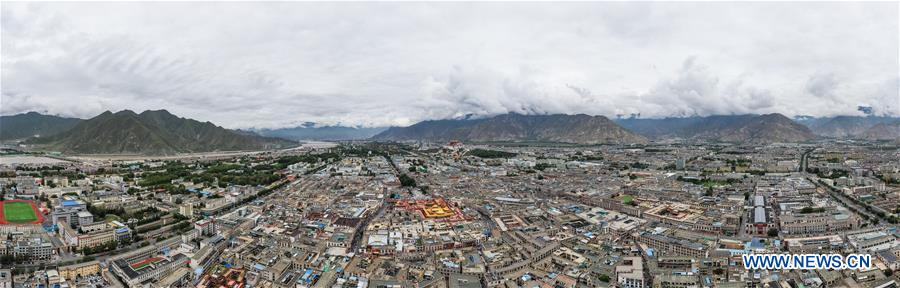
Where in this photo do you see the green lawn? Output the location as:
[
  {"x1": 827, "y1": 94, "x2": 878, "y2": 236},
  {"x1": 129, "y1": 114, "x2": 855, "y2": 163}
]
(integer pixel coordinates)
[
  {"x1": 3, "y1": 202, "x2": 38, "y2": 223},
  {"x1": 104, "y1": 214, "x2": 122, "y2": 222}
]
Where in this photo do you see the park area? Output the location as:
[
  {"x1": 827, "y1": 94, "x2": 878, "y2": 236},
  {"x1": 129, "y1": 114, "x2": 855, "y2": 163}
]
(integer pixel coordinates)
[{"x1": 0, "y1": 200, "x2": 43, "y2": 225}]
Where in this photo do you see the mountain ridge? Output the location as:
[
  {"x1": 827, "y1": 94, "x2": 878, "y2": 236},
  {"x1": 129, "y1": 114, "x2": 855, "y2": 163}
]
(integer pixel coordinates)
[
  {"x1": 795, "y1": 115, "x2": 899, "y2": 138},
  {"x1": 614, "y1": 113, "x2": 815, "y2": 143},
  {"x1": 256, "y1": 125, "x2": 388, "y2": 141},
  {"x1": 0, "y1": 112, "x2": 82, "y2": 140},
  {"x1": 861, "y1": 121, "x2": 900, "y2": 141},
  {"x1": 373, "y1": 113, "x2": 647, "y2": 144},
  {"x1": 25, "y1": 109, "x2": 295, "y2": 155},
  {"x1": 8, "y1": 111, "x2": 898, "y2": 147}
]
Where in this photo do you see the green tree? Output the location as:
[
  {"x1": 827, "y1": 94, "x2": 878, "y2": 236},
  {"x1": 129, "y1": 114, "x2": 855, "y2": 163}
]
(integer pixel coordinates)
[{"x1": 399, "y1": 174, "x2": 417, "y2": 187}]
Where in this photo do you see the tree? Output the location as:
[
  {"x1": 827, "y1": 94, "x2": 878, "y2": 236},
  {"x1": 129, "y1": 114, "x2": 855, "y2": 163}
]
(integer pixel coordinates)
[
  {"x1": 399, "y1": 174, "x2": 417, "y2": 187},
  {"x1": 468, "y1": 149, "x2": 517, "y2": 159},
  {"x1": 0, "y1": 254, "x2": 18, "y2": 265},
  {"x1": 800, "y1": 207, "x2": 825, "y2": 214},
  {"x1": 767, "y1": 228, "x2": 779, "y2": 237},
  {"x1": 598, "y1": 274, "x2": 610, "y2": 282}
]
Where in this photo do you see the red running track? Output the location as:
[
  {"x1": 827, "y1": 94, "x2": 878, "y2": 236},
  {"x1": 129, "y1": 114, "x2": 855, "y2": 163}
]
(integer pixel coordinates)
[{"x1": 0, "y1": 200, "x2": 44, "y2": 225}]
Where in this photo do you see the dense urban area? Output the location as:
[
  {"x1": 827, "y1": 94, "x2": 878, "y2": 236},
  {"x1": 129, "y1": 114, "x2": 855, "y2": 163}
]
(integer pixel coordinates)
[
  {"x1": 3, "y1": 1, "x2": 898, "y2": 287},
  {"x1": 1, "y1": 138, "x2": 899, "y2": 288}
]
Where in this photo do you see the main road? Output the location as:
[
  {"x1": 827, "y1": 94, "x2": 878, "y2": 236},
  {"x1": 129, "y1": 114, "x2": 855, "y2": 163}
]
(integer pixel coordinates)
[
  {"x1": 808, "y1": 175, "x2": 882, "y2": 223},
  {"x1": 349, "y1": 153, "x2": 401, "y2": 252}
]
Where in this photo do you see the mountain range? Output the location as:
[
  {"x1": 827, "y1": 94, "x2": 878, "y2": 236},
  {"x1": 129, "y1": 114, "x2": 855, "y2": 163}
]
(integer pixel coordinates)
[
  {"x1": 255, "y1": 125, "x2": 387, "y2": 141},
  {"x1": 0, "y1": 112, "x2": 82, "y2": 140},
  {"x1": 374, "y1": 113, "x2": 648, "y2": 144},
  {"x1": 23, "y1": 110, "x2": 295, "y2": 155},
  {"x1": 860, "y1": 122, "x2": 900, "y2": 141},
  {"x1": 795, "y1": 116, "x2": 899, "y2": 139},
  {"x1": 615, "y1": 113, "x2": 817, "y2": 143},
  {"x1": 4, "y1": 111, "x2": 899, "y2": 154}
]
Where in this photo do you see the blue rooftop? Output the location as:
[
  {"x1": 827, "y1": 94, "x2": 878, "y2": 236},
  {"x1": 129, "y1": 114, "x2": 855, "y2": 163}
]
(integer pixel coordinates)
[{"x1": 749, "y1": 237, "x2": 765, "y2": 249}]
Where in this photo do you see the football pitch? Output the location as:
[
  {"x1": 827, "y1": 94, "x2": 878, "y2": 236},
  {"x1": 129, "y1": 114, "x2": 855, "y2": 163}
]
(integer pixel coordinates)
[{"x1": 2, "y1": 202, "x2": 39, "y2": 224}]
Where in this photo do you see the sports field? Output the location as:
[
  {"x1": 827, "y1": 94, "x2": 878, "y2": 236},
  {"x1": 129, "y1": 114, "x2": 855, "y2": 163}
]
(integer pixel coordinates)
[{"x1": 0, "y1": 201, "x2": 41, "y2": 224}]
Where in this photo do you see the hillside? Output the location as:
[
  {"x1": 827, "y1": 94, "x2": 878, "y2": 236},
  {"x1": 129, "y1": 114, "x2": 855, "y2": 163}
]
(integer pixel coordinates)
[
  {"x1": 0, "y1": 112, "x2": 82, "y2": 140},
  {"x1": 797, "y1": 116, "x2": 899, "y2": 138},
  {"x1": 257, "y1": 125, "x2": 387, "y2": 140},
  {"x1": 616, "y1": 114, "x2": 815, "y2": 143},
  {"x1": 373, "y1": 113, "x2": 647, "y2": 144},
  {"x1": 861, "y1": 121, "x2": 900, "y2": 141},
  {"x1": 26, "y1": 110, "x2": 295, "y2": 155}
]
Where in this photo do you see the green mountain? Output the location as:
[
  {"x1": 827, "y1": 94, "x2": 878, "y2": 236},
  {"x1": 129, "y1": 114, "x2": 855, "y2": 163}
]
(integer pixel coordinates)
[
  {"x1": 0, "y1": 112, "x2": 82, "y2": 140},
  {"x1": 26, "y1": 110, "x2": 295, "y2": 155},
  {"x1": 374, "y1": 113, "x2": 647, "y2": 144}
]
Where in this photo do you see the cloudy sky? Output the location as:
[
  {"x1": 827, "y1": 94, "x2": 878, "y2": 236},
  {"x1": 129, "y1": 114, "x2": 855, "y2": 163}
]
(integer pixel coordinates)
[{"x1": 2, "y1": 2, "x2": 898, "y2": 129}]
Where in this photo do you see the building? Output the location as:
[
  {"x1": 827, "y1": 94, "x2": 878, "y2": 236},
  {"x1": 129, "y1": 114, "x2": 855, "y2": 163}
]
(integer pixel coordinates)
[
  {"x1": 59, "y1": 223, "x2": 127, "y2": 251},
  {"x1": 111, "y1": 253, "x2": 190, "y2": 287},
  {"x1": 616, "y1": 257, "x2": 645, "y2": 288},
  {"x1": 746, "y1": 195, "x2": 769, "y2": 236},
  {"x1": 779, "y1": 211, "x2": 855, "y2": 236},
  {"x1": 77, "y1": 211, "x2": 95, "y2": 227},
  {"x1": 12, "y1": 236, "x2": 53, "y2": 261},
  {"x1": 51, "y1": 198, "x2": 89, "y2": 228},
  {"x1": 848, "y1": 231, "x2": 899, "y2": 253},
  {"x1": 653, "y1": 274, "x2": 700, "y2": 288},
  {"x1": 0, "y1": 269, "x2": 10, "y2": 288},
  {"x1": 178, "y1": 203, "x2": 193, "y2": 217},
  {"x1": 637, "y1": 232, "x2": 707, "y2": 258},
  {"x1": 195, "y1": 219, "x2": 217, "y2": 236},
  {"x1": 152, "y1": 267, "x2": 191, "y2": 288},
  {"x1": 59, "y1": 260, "x2": 101, "y2": 280}
]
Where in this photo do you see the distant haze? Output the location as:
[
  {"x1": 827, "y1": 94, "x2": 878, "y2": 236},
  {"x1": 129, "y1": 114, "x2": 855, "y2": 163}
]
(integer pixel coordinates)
[{"x1": 2, "y1": 2, "x2": 898, "y2": 129}]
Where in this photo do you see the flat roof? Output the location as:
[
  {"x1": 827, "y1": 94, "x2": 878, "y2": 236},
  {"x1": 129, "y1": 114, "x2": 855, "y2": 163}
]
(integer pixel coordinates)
[
  {"x1": 754, "y1": 207, "x2": 767, "y2": 224},
  {"x1": 754, "y1": 196, "x2": 765, "y2": 207}
]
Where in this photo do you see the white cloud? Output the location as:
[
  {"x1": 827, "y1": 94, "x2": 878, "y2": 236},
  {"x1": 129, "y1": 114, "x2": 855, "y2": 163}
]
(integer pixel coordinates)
[{"x1": 2, "y1": 2, "x2": 898, "y2": 128}]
